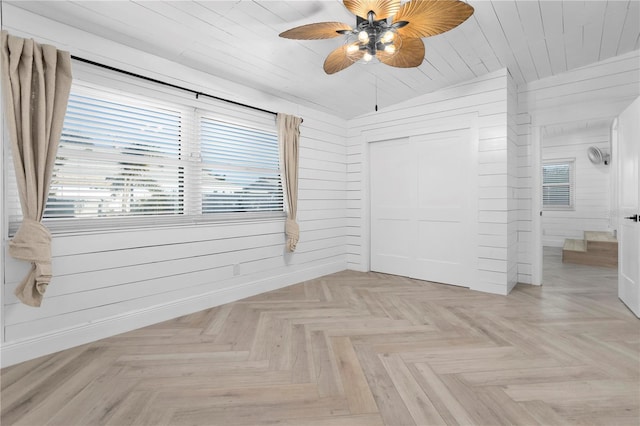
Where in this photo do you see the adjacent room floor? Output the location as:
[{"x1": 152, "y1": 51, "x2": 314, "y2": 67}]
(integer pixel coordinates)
[{"x1": 2, "y1": 248, "x2": 638, "y2": 425}]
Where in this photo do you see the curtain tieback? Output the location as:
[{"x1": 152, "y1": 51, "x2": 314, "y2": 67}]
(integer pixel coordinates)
[
  {"x1": 9, "y1": 219, "x2": 53, "y2": 304},
  {"x1": 285, "y1": 218, "x2": 299, "y2": 252}
]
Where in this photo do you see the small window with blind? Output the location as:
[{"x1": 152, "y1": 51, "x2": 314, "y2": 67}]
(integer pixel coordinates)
[
  {"x1": 6, "y1": 79, "x2": 284, "y2": 234},
  {"x1": 542, "y1": 160, "x2": 574, "y2": 210}
]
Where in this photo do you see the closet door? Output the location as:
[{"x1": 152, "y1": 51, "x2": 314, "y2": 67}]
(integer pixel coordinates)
[
  {"x1": 370, "y1": 129, "x2": 472, "y2": 287},
  {"x1": 370, "y1": 138, "x2": 416, "y2": 277}
]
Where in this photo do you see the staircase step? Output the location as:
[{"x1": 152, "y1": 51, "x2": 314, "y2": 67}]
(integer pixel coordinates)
[
  {"x1": 562, "y1": 234, "x2": 617, "y2": 268},
  {"x1": 562, "y1": 250, "x2": 617, "y2": 268},
  {"x1": 563, "y1": 238, "x2": 586, "y2": 252},
  {"x1": 586, "y1": 242, "x2": 618, "y2": 254},
  {"x1": 584, "y1": 231, "x2": 617, "y2": 243},
  {"x1": 584, "y1": 231, "x2": 618, "y2": 256}
]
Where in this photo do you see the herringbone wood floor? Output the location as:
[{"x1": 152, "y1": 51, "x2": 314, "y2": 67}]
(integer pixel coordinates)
[{"x1": 2, "y1": 248, "x2": 639, "y2": 426}]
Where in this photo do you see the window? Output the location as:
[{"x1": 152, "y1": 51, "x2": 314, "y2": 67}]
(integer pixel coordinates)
[
  {"x1": 7, "y1": 80, "x2": 284, "y2": 233},
  {"x1": 542, "y1": 160, "x2": 574, "y2": 210},
  {"x1": 199, "y1": 116, "x2": 282, "y2": 213},
  {"x1": 48, "y1": 91, "x2": 185, "y2": 219}
]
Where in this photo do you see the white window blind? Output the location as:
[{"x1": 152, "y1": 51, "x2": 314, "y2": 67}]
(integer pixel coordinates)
[
  {"x1": 542, "y1": 161, "x2": 574, "y2": 210},
  {"x1": 47, "y1": 90, "x2": 185, "y2": 219},
  {"x1": 6, "y1": 78, "x2": 284, "y2": 234},
  {"x1": 199, "y1": 117, "x2": 283, "y2": 214}
]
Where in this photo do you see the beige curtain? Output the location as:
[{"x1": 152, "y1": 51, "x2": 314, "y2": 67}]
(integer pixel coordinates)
[
  {"x1": 277, "y1": 113, "x2": 303, "y2": 252},
  {"x1": 1, "y1": 31, "x2": 72, "y2": 307}
]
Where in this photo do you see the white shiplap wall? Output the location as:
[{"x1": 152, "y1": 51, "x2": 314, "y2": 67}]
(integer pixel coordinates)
[
  {"x1": 346, "y1": 69, "x2": 514, "y2": 295},
  {"x1": 1, "y1": 10, "x2": 348, "y2": 367},
  {"x1": 542, "y1": 127, "x2": 612, "y2": 247},
  {"x1": 516, "y1": 49, "x2": 640, "y2": 284}
]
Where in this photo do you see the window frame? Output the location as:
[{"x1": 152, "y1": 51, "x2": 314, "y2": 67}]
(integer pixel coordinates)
[
  {"x1": 5, "y1": 63, "x2": 286, "y2": 236},
  {"x1": 541, "y1": 159, "x2": 575, "y2": 211}
]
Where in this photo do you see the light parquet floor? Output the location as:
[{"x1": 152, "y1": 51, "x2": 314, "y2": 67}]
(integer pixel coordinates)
[{"x1": 2, "y1": 248, "x2": 639, "y2": 425}]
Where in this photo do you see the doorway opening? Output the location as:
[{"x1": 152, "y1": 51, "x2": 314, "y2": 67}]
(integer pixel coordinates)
[{"x1": 538, "y1": 119, "x2": 618, "y2": 285}]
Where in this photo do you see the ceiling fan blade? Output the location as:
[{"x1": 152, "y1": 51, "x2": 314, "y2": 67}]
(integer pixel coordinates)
[
  {"x1": 377, "y1": 37, "x2": 425, "y2": 68},
  {"x1": 393, "y1": 0, "x2": 474, "y2": 39},
  {"x1": 279, "y1": 22, "x2": 353, "y2": 40},
  {"x1": 343, "y1": 0, "x2": 401, "y2": 20},
  {"x1": 324, "y1": 45, "x2": 364, "y2": 74}
]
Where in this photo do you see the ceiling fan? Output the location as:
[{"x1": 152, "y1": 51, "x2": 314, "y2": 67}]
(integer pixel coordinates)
[{"x1": 279, "y1": 0, "x2": 474, "y2": 74}]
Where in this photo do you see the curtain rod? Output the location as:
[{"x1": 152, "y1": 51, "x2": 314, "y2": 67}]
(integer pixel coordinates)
[{"x1": 70, "y1": 55, "x2": 279, "y2": 118}]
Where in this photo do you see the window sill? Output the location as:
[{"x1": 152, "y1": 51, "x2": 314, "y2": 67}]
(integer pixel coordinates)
[
  {"x1": 542, "y1": 207, "x2": 575, "y2": 212},
  {"x1": 9, "y1": 212, "x2": 287, "y2": 237}
]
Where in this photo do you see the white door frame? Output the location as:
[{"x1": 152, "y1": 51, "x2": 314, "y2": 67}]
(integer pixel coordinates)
[{"x1": 531, "y1": 125, "x2": 543, "y2": 285}]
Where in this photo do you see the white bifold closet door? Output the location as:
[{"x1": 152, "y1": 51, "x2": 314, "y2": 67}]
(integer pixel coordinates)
[{"x1": 370, "y1": 129, "x2": 473, "y2": 287}]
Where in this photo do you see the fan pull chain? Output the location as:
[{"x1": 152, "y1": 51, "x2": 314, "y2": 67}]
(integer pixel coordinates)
[{"x1": 375, "y1": 74, "x2": 378, "y2": 112}]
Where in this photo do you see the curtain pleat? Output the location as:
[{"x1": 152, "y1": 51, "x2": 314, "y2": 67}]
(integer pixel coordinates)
[
  {"x1": 1, "y1": 31, "x2": 72, "y2": 307},
  {"x1": 277, "y1": 113, "x2": 302, "y2": 252}
]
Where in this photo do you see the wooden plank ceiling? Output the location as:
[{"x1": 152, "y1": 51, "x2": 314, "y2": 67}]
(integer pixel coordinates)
[{"x1": 8, "y1": 0, "x2": 640, "y2": 119}]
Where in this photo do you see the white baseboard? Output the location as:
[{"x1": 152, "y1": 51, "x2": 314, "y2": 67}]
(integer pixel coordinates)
[
  {"x1": 471, "y1": 281, "x2": 509, "y2": 296},
  {"x1": 346, "y1": 264, "x2": 368, "y2": 273},
  {"x1": 517, "y1": 273, "x2": 533, "y2": 285},
  {"x1": 1, "y1": 261, "x2": 346, "y2": 368}
]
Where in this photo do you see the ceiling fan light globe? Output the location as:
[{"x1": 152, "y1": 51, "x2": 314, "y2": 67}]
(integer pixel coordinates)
[
  {"x1": 381, "y1": 30, "x2": 395, "y2": 43},
  {"x1": 347, "y1": 43, "x2": 360, "y2": 54},
  {"x1": 358, "y1": 30, "x2": 370, "y2": 43},
  {"x1": 363, "y1": 52, "x2": 373, "y2": 62},
  {"x1": 384, "y1": 44, "x2": 396, "y2": 54}
]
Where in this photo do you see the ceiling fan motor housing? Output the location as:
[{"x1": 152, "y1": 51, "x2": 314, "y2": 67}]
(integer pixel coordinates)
[{"x1": 348, "y1": 15, "x2": 404, "y2": 59}]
